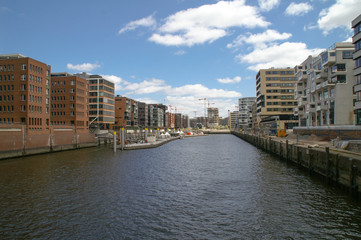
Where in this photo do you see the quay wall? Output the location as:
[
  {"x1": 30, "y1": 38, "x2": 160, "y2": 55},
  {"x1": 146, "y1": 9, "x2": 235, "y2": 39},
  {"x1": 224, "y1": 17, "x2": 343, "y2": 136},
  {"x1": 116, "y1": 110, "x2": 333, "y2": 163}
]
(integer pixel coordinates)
[
  {"x1": 232, "y1": 131, "x2": 361, "y2": 196},
  {"x1": 0, "y1": 124, "x2": 97, "y2": 160}
]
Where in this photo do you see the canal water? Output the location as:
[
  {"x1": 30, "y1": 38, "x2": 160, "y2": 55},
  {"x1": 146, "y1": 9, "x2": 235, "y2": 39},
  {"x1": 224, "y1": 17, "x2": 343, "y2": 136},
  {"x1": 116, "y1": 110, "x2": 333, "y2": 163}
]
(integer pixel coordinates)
[{"x1": 1, "y1": 134, "x2": 361, "y2": 239}]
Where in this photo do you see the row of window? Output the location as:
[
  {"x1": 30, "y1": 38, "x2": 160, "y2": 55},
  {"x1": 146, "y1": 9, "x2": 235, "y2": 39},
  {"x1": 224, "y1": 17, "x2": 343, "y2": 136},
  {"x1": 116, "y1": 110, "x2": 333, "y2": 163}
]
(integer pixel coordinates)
[
  {"x1": 266, "y1": 89, "x2": 294, "y2": 93},
  {"x1": 265, "y1": 71, "x2": 294, "y2": 75},
  {"x1": 0, "y1": 95, "x2": 14, "y2": 101},
  {"x1": 0, "y1": 65, "x2": 14, "y2": 72},
  {"x1": 266, "y1": 77, "x2": 297, "y2": 81},
  {"x1": 266, "y1": 102, "x2": 297, "y2": 106},
  {"x1": 0, "y1": 118, "x2": 14, "y2": 124},
  {"x1": 265, "y1": 83, "x2": 294, "y2": 87},
  {"x1": 266, "y1": 108, "x2": 294, "y2": 112},
  {"x1": 0, "y1": 85, "x2": 14, "y2": 91},
  {"x1": 0, "y1": 75, "x2": 14, "y2": 81}
]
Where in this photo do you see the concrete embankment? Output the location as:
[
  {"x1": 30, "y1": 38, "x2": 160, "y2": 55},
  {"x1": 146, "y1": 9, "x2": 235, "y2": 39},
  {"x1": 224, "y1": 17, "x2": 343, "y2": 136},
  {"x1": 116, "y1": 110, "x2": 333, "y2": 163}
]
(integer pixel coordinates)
[{"x1": 232, "y1": 131, "x2": 361, "y2": 197}]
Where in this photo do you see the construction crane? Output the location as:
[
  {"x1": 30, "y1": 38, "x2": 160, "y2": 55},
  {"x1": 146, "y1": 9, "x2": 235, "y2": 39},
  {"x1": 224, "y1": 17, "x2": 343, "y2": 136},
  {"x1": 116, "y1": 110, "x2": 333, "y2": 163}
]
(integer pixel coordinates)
[{"x1": 198, "y1": 98, "x2": 207, "y2": 128}]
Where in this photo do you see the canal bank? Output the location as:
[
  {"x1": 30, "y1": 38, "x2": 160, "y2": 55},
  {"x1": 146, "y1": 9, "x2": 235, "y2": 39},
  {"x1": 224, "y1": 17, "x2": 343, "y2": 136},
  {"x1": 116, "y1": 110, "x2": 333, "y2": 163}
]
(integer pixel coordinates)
[{"x1": 232, "y1": 131, "x2": 361, "y2": 197}]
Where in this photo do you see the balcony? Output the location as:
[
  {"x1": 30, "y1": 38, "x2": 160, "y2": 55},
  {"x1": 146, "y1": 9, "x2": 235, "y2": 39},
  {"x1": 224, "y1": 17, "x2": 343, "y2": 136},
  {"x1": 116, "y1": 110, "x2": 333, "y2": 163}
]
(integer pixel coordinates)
[
  {"x1": 309, "y1": 105, "x2": 316, "y2": 113},
  {"x1": 354, "y1": 84, "x2": 361, "y2": 93},
  {"x1": 297, "y1": 71, "x2": 308, "y2": 81},
  {"x1": 298, "y1": 97, "x2": 307, "y2": 106},
  {"x1": 322, "y1": 51, "x2": 336, "y2": 66},
  {"x1": 315, "y1": 70, "x2": 328, "y2": 83}
]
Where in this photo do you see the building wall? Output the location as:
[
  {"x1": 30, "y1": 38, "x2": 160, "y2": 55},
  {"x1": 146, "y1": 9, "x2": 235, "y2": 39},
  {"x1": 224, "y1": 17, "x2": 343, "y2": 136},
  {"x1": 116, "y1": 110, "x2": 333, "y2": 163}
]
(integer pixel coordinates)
[
  {"x1": 113, "y1": 96, "x2": 130, "y2": 128},
  {"x1": 256, "y1": 68, "x2": 298, "y2": 129},
  {"x1": 51, "y1": 74, "x2": 88, "y2": 132},
  {"x1": 138, "y1": 102, "x2": 148, "y2": 127},
  {"x1": 207, "y1": 107, "x2": 219, "y2": 128},
  {"x1": 238, "y1": 97, "x2": 256, "y2": 128},
  {"x1": 75, "y1": 73, "x2": 115, "y2": 130},
  {"x1": 0, "y1": 54, "x2": 50, "y2": 133},
  {"x1": 353, "y1": 14, "x2": 361, "y2": 125},
  {"x1": 295, "y1": 42, "x2": 355, "y2": 127}
]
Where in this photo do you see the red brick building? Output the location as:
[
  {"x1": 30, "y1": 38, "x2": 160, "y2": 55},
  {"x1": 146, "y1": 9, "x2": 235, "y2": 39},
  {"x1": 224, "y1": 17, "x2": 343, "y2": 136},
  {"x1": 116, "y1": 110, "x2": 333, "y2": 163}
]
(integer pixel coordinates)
[
  {"x1": 113, "y1": 96, "x2": 138, "y2": 129},
  {"x1": 0, "y1": 54, "x2": 51, "y2": 132},
  {"x1": 50, "y1": 73, "x2": 88, "y2": 132}
]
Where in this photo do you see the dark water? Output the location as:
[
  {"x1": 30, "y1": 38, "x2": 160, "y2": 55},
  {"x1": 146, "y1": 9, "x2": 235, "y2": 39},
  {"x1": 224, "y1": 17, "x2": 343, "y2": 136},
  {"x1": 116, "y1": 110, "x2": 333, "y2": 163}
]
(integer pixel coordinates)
[{"x1": 1, "y1": 134, "x2": 361, "y2": 239}]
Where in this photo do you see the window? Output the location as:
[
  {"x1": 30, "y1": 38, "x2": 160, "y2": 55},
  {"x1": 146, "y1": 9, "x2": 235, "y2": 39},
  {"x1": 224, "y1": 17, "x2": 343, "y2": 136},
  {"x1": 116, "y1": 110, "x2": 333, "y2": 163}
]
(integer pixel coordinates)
[
  {"x1": 342, "y1": 51, "x2": 353, "y2": 59},
  {"x1": 71, "y1": 80, "x2": 75, "y2": 85},
  {"x1": 354, "y1": 22, "x2": 361, "y2": 35},
  {"x1": 20, "y1": 95, "x2": 26, "y2": 101},
  {"x1": 20, "y1": 105, "x2": 26, "y2": 112},
  {"x1": 20, "y1": 84, "x2": 26, "y2": 91},
  {"x1": 21, "y1": 64, "x2": 26, "y2": 70},
  {"x1": 21, "y1": 74, "x2": 26, "y2": 81},
  {"x1": 322, "y1": 53, "x2": 328, "y2": 64}
]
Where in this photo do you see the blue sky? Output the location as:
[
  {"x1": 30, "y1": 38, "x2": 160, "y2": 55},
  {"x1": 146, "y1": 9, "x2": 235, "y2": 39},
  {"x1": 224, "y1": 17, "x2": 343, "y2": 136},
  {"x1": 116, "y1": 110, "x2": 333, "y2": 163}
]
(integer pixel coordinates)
[{"x1": 1, "y1": 0, "x2": 360, "y2": 117}]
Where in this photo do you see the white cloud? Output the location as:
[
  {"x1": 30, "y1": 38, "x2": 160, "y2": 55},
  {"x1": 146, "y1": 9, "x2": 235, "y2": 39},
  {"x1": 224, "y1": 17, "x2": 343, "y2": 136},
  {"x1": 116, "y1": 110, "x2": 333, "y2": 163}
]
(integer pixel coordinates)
[
  {"x1": 175, "y1": 50, "x2": 186, "y2": 55},
  {"x1": 238, "y1": 42, "x2": 323, "y2": 71},
  {"x1": 227, "y1": 29, "x2": 292, "y2": 48},
  {"x1": 123, "y1": 78, "x2": 171, "y2": 95},
  {"x1": 167, "y1": 84, "x2": 242, "y2": 98},
  {"x1": 118, "y1": 14, "x2": 156, "y2": 34},
  {"x1": 149, "y1": 0, "x2": 270, "y2": 46},
  {"x1": 67, "y1": 63, "x2": 100, "y2": 72},
  {"x1": 102, "y1": 75, "x2": 125, "y2": 91},
  {"x1": 285, "y1": 2, "x2": 313, "y2": 16},
  {"x1": 217, "y1": 76, "x2": 242, "y2": 84},
  {"x1": 258, "y1": 0, "x2": 280, "y2": 11},
  {"x1": 318, "y1": 0, "x2": 361, "y2": 34}
]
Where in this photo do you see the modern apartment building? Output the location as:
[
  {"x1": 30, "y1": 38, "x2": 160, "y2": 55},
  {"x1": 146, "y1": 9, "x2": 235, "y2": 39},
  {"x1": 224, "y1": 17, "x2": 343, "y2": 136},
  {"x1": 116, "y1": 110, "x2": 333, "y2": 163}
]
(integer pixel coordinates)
[
  {"x1": 207, "y1": 107, "x2": 219, "y2": 128},
  {"x1": 353, "y1": 14, "x2": 361, "y2": 125},
  {"x1": 294, "y1": 42, "x2": 355, "y2": 126},
  {"x1": 138, "y1": 102, "x2": 148, "y2": 127},
  {"x1": 75, "y1": 73, "x2": 115, "y2": 130},
  {"x1": 0, "y1": 54, "x2": 51, "y2": 132},
  {"x1": 50, "y1": 73, "x2": 88, "y2": 131},
  {"x1": 113, "y1": 96, "x2": 139, "y2": 128},
  {"x1": 256, "y1": 68, "x2": 298, "y2": 130},
  {"x1": 238, "y1": 97, "x2": 256, "y2": 129}
]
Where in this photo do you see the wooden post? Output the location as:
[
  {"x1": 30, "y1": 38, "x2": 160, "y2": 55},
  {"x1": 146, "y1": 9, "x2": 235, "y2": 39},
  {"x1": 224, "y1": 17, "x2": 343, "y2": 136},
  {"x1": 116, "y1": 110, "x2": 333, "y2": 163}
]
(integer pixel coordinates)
[
  {"x1": 286, "y1": 140, "x2": 289, "y2": 162},
  {"x1": 326, "y1": 147, "x2": 330, "y2": 183}
]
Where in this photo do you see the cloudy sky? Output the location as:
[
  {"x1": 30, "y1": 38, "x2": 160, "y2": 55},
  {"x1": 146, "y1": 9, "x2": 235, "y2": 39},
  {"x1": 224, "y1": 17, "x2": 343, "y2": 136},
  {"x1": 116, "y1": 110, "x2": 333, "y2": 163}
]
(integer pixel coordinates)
[{"x1": 1, "y1": 0, "x2": 360, "y2": 117}]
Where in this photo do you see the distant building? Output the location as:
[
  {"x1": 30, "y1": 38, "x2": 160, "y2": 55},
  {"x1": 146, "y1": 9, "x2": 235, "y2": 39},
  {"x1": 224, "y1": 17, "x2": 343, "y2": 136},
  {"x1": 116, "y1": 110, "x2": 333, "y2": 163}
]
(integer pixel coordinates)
[
  {"x1": 0, "y1": 54, "x2": 51, "y2": 132},
  {"x1": 50, "y1": 72, "x2": 88, "y2": 131},
  {"x1": 74, "y1": 73, "x2": 115, "y2": 130},
  {"x1": 229, "y1": 111, "x2": 239, "y2": 129},
  {"x1": 238, "y1": 97, "x2": 256, "y2": 129},
  {"x1": 165, "y1": 112, "x2": 175, "y2": 128},
  {"x1": 256, "y1": 68, "x2": 298, "y2": 130},
  {"x1": 353, "y1": 14, "x2": 361, "y2": 125},
  {"x1": 153, "y1": 107, "x2": 164, "y2": 128},
  {"x1": 294, "y1": 42, "x2": 355, "y2": 126},
  {"x1": 207, "y1": 107, "x2": 219, "y2": 128},
  {"x1": 175, "y1": 113, "x2": 183, "y2": 128}
]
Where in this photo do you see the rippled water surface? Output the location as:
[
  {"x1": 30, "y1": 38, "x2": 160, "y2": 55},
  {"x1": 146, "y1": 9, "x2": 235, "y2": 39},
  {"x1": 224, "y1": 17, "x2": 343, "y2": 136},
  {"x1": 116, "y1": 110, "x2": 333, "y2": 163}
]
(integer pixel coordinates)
[{"x1": 1, "y1": 134, "x2": 361, "y2": 239}]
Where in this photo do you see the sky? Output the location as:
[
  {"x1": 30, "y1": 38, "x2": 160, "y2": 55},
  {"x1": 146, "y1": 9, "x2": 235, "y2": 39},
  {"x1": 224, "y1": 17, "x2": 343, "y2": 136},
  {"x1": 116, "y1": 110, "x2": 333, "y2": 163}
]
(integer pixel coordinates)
[{"x1": 1, "y1": 0, "x2": 360, "y2": 117}]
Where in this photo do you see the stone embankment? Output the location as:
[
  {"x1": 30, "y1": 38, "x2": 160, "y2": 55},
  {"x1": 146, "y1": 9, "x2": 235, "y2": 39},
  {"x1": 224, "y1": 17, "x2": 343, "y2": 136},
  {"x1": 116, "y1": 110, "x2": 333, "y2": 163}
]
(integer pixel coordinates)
[{"x1": 232, "y1": 131, "x2": 361, "y2": 197}]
